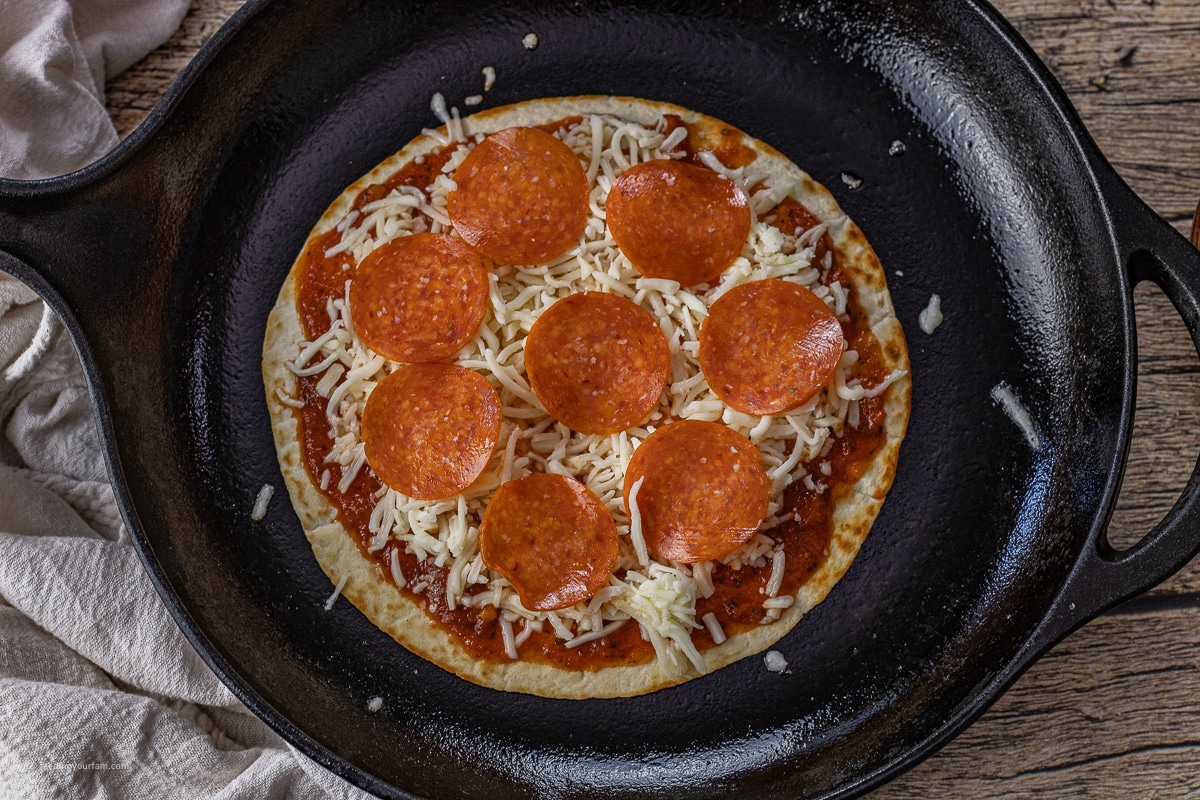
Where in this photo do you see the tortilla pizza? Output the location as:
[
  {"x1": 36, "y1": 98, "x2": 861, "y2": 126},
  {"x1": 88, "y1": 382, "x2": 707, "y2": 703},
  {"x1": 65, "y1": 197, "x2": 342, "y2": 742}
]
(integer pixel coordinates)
[{"x1": 262, "y1": 96, "x2": 910, "y2": 699}]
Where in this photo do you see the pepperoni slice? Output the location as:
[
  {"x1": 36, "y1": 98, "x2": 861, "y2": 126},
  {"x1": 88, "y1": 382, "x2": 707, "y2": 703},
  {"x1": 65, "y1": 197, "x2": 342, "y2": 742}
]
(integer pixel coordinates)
[
  {"x1": 524, "y1": 293, "x2": 670, "y2": 435},
  {"x1": 349, "y1": 233, "x2": 489, "y2": 363},
  {"x1": 699, "y1": 279, "x2": 845, "y2": 415},
  {"x1": 624, "y1": 420, "x2": 769, "y2": 564},
  {"x1": 606, "y1": 159, "x2": 751, "y2": 287},
  {"x1": 448, "y1": 127, "x2": 589, "y2": 265},
  {"x1": 480, "y1": 473, "x2": 619, "y2": 612},
  {"x1": 361, "y1": 363, "x2": 501, "y2": 500}
]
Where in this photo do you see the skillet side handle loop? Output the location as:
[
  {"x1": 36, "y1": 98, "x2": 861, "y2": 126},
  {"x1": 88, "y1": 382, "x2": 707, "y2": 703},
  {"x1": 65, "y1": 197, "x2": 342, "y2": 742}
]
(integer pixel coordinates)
[
  {"x1": 0, "y1": 190, "x2": 151, "y2": 339},
  {"x1": 0, "y1": 241, "x2": 76, "y2": 337},
  {"x1": 1049, "y1": 173, "x2": 1200, "y2": 640}
]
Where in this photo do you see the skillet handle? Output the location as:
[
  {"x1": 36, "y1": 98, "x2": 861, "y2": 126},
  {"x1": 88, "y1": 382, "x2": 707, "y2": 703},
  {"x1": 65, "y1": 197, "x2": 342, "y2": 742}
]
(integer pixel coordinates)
[
  {"x1": 0, "y1": 179, "x2": 154, "y2": 348},
  {"x1": 1, "y1": 189, "x2": 105, "y2": 303},
  {"x1": 1040, "y1": 167, "x2": 1200, "y2": 643}
]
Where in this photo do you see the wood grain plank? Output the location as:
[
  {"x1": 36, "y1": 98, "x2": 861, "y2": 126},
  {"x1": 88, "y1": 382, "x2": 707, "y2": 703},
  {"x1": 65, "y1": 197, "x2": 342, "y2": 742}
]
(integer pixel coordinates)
[
  {"x1": 996, "y1": 1, "x2": 1200, "y2": 594},
  {"x1": 1107, "y1": 283, "x2": 1200, "y2": 595},
  {"x1": 1003, "y1": 0, "x2": 1200, "y2": 227},
  {"x1": 104, "y1": 0, "x2": 247, "y2": 138},
  {"x1": 877, "y1": 607, "x2": 1200, "y2": 798}
]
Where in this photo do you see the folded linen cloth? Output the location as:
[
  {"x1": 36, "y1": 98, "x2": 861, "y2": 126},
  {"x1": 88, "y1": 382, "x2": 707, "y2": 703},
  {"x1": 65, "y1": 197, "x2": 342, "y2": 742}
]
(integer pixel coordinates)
[
  {"x1": 0, "y1": 2, "x2": 370, "y2": 797},
  {"x1": 0, "y1": 0, "x2": 185, "y2": 179}
]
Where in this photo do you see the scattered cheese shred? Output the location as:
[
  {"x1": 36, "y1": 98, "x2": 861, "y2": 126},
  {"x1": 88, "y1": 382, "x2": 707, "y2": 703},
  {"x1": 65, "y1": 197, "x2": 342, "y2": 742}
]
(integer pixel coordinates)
[
  {"x1": 918, "y1": 293, "x2": 943, "y2": 334},
  {"x1": 701, "y1": 612, "x2": 726, "y2": 645},
  {"x1": 991, "y1": 382, "x2": 1041, "y2": 451},
  {"x1": 764, "y1": 650, "x2": 789, "y2": 673},
  {"x1": 250, "y1": 484, "x2": 274, "y2": 521},
  {"x1": 692, "y1": 560, "x2": 715, "y2": 599},
  {"x1": 626, "y1": 475, "x2": 650, "y2": 568},
  {"x1": 765, "y1": 548, "x2": 786, "y2": 597},
  {"x1": 324, "y1": 574, "x2": 348, "y2": 611},
  {"x1": 389, "y1": 548, "x2": 406, "y2": 588},
  {"x1": 500, "y1": 614, "x2": 518, "y2": 660},
  {"x1": 565, "y1": 618, "x2": 626, "y2": 648},
  {"x1": 275, "y1": 387, "x2": 304, "y2": 409}
]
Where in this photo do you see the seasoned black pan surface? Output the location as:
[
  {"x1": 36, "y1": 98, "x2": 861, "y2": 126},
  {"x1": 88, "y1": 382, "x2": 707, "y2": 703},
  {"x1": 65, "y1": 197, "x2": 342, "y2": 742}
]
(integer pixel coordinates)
[{"x1": 3, "y1": 1, "x2": 1200, "y2": 797}]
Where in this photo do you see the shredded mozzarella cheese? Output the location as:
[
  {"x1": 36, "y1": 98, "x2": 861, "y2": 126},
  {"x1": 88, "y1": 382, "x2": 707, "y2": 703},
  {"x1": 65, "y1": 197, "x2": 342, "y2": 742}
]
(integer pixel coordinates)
[
  {"x1": 919, "y1": 293, "x2": 943, "y2": 334},
  {"x1": 287, "y1": 112, "x2": 891, "y2": 672},
  {"x1": 324, "y1": 575, "x2": 347, "y2": 611},
  {"x1": 764, "y1": 650, "x2": 789, "y2": 673},
  {"x1": 614, "y1": 564, "x2": 705, "y2": 678},
  {"x1": 701, "y1": 612, "x2": 726, "y2": 645},
  {"x1": 626, "y1": 475, "x2": 650, "y2": 568},
  {"x1": 250, "y1": 484, "x2": 274, "y2": 521},
  {"x1": 992, "y1": 382, "x2": 1041, "y2": 451}
]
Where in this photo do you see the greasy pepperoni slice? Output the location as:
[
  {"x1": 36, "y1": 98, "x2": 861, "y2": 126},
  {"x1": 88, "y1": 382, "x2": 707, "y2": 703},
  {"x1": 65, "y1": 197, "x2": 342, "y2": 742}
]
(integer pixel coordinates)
[
  {"x1": 349, "y1": 233, "x2": 488, "y2": 363},
  {"x1": 699, "y1": 279, "x2": 845, "y2": 415},
  {"x1": 606, "y1": 159, "x2": 751, "y2": 287},
  {"x1": 524, "y1": 293, "x2": 670, "y2": 435},
  {"x1": 624, "y1": 420, "x2": 770, "y2": 564},
  {"x1": 480, "y1": 473, "x2": 619, "y2": 612},
  {"x1": 361, "y1": 363, "x2": 501, "y2": 500},
  {"x1": 448, "y1": 127, "x2": 589, "y2": 265}
]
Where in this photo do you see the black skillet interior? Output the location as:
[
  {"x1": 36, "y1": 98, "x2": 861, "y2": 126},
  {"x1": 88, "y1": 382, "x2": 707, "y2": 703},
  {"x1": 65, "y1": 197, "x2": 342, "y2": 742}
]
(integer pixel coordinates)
[{"x1": 4, "y1": 0, "x2": 1200, "y2": 798}]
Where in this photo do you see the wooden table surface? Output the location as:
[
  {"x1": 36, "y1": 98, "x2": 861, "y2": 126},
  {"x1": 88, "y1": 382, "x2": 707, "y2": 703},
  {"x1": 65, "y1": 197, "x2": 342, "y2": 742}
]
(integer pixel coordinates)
[{"x1": 105, "y1": 1, "x2": 1200, "y2": 796}]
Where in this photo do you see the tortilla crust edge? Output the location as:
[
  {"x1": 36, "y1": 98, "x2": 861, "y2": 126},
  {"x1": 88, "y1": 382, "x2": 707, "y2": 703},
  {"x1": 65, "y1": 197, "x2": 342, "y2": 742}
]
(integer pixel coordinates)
[{"x1": 262, "y1": 96, "x2": 912, "y2": 699}]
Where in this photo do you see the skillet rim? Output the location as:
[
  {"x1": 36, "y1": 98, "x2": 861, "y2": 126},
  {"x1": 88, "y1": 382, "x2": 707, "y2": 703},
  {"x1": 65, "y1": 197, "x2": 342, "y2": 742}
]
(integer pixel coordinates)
[
  {"x1": 0, "y1": 0, "x2": 268, "y2": 199},
  {"x1": 0, "y1": 0, "x2": 1181, "y2": 797}
]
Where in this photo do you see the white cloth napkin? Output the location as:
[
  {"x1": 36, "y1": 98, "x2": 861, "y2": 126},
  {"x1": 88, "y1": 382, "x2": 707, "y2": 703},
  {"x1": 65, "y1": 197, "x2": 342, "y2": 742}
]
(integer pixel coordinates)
[{"x1": 0, "y1": 2, "x2": 372, "y2": 797}]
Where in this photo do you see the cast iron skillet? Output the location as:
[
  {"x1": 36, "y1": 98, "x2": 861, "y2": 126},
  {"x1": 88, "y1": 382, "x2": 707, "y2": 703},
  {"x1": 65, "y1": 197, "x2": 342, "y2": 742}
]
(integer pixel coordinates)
[{"x1": 2, "y1": 0, "x2": 1200, "y2": 797}]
